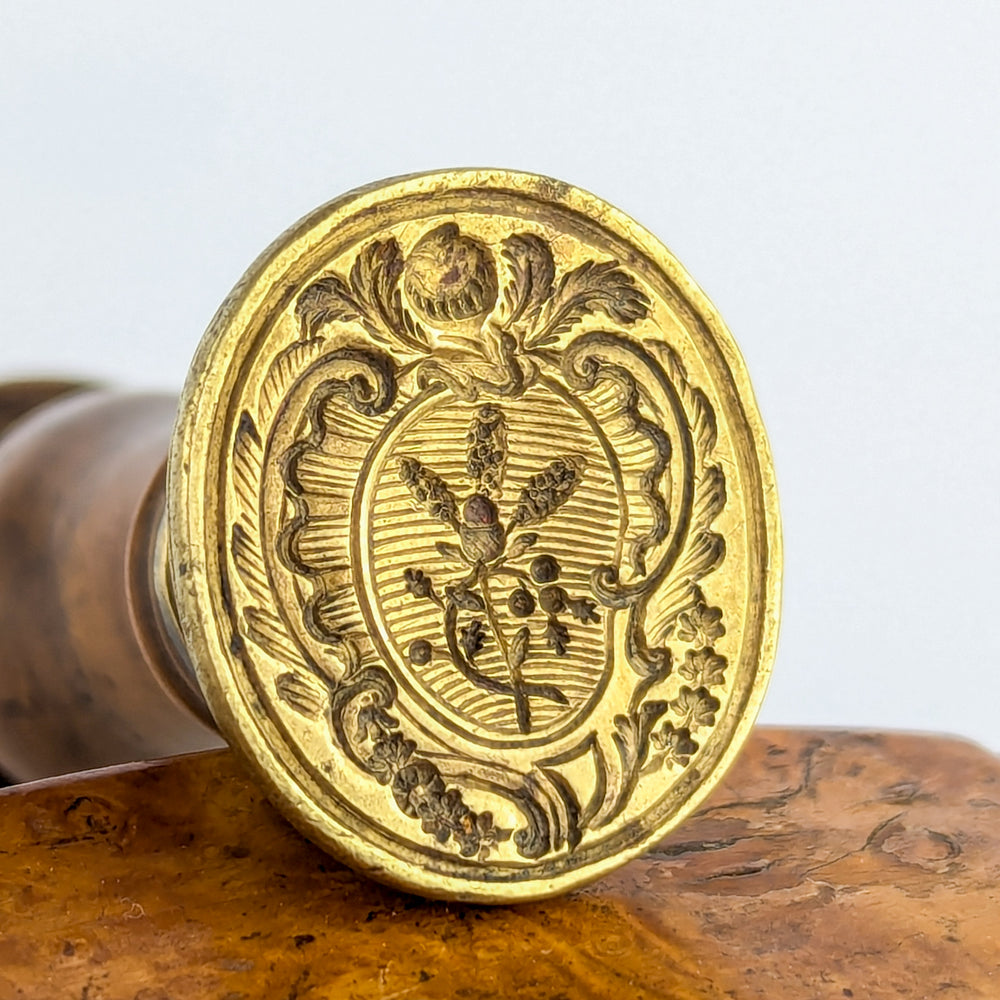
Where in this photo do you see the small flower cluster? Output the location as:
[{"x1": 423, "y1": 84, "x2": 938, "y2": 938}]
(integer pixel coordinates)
[
  {"x1": 466, "y1": 404, "x2": 507, "y2": 497},
  {"x1": 653, "y1": 598, "x2": 728, "y2": 771},
  {"x1": 651, "y1": 721, "x2": 700, "y2": 767},
  {"x1": 510, "y1": 456, "x2": 585, "y2": 527},
  {"x1": 675, "y1": 602, "x2": 725, "y2": 647},
  {"x1": 391, "y1": 759, "x2": 508, "y2": 857},
  {"x1": 398, "y1": 456, "x2": 458, "y2": 525},
  {"x1": 360, "y1": 702, "x2": 508, "y2": 858}
]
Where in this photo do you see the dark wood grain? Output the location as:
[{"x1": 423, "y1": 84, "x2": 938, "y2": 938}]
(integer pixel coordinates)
[{"x1": 0, "y1": 727, "x2": 996, "y2": 999}]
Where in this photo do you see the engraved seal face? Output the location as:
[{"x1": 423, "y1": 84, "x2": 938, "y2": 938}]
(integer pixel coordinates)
[{"x1": 169, "y1": 170, "x2": 781, "y2": 901}]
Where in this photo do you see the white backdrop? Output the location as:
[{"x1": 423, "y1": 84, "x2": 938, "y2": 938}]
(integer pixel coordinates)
[{"x1": 2, "y1": 3, "x2": 997, "y2": 750}]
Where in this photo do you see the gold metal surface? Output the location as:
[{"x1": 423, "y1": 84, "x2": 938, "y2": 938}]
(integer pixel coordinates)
[{"x1": 167, "y1": 169, "x2": 781, "y2": 902}]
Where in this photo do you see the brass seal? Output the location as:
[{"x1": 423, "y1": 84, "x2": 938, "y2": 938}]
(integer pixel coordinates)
[{"x1": 168, "y1": 169, "x2": 781, "y2": 901}]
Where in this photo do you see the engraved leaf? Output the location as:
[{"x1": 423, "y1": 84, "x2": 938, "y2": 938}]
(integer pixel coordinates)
[
  {"x1": 350, "y1": 237, "x2": 401, "y2": 301},
  {"x1": 295, "y1": 237, "x2": 429, "y2": 353},
  {"x1": 646, "y1": 474, "x2": 727, "y2": 643},
  {"x1": 693, "y1": 466, "x2": 727, "y2": 529},
  {"x1": 350, "y1": 238, "x2": 404, "y2": 337},
  {"x1": 275, "y1": 671, "x2": 327, "y2": 718},
  {"x1": 642, "y1": 341, "x2": 729, "y2": 644},
  {"x1": 601, "y1": 698, "x2": 671, "y2": 821},
  {"x1": 510, "y1": 626, "x2": 530, "y2": 669},
  {"x1": 434, "y1": 541, "x2": 464, "y2": 563},
  {"x1": 612, "y1": 700, "x2": 669, "y2": 771},
  {"x1": 243, "y1": 607, "x2": 309, "y2": 671},
  {"x1": 654, "y1": 343, "x2": 719, "y2": 458},
  {"x1": 535, "y1": 765, "x2": 584, "y2": 852},
  {"x1": 231, "y1": 410, "x2": 262, "y2": 519},
  {"x1": 231, "y1": 523, "x2": 269, "y2": 608},
  {"x1": 295, "y1": 274, "x2": 361, "y2": 337},
  {"x1": 505, "y1": 532, "x2": 538, "y2": 560},
  {"x1": 500, "y1": 233, "x2": 555, "y2": 327},
  {"x1": 231, "y1": 411, "x2": 269, "y2": 608},
  {"x1": 258, "y1": 338, "x2": 326, "y2": 424},
  {"x1": 531, "y1": 260, "x2": 650, "y2": 347},
  {"x1": 393, "y1": 287, "x2": 431, "y2": 351},
  {"x1": 459, "y1": 619, "x2": 488, "y2": 662}
]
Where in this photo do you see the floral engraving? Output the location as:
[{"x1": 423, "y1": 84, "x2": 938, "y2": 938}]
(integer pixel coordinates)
[
  {"x1": 229, "y1": 219, "x2": 733, "y2": 859},
  {"x1": 397, "y1": 405, "x2": 601, "y2": 734}
]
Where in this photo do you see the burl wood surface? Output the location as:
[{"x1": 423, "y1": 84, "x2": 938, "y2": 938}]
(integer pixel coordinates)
[{"x1": 0, "y1": 729, "x2": 997, "y2": 999}]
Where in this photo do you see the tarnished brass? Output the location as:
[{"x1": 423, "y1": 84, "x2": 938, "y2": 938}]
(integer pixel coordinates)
[{"x1": 165, "y1": 169, "x2": 781, "y2": 901}]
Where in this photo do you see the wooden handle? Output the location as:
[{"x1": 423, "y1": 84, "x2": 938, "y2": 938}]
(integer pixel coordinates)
[{"x1": 0, "y1": 385, "x2": 220, "y2": 782}]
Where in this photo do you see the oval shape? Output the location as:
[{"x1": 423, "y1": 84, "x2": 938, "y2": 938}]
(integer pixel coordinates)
[
  {"x1": 168, "y1": 169, "x2": 782, "y2": 902},
  {"x1": 358, "y1": 382, "x2": 622, "y2": 745}
]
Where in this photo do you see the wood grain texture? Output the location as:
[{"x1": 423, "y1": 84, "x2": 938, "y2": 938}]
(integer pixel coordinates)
[{"x1": 0, "y1": 727, "x2": 997, "y2": 999}]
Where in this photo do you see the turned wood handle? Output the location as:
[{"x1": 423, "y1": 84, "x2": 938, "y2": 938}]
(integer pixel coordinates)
[{"x1": 0, "y1": 384, "x2": 220, "y2": 782}]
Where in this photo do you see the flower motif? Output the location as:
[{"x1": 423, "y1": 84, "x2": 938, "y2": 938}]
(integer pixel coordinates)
[
  {"x1": 392, "y1": 760, "x2": 446, "y2": 819},
  {"x1": 676, "y1": 602, "x2": 725, "y2": 646},
  {"x1": 402, "y1": 567, "x2": 434, "y2": 599},
  {"x1": 651, "y1": 721, "x2": 699, "y2": 767},
  {"x1": 417, "y1": 788, "x2": 466, "y2": 844},
  {"x1": 367, "y1": 732, "x2": 416, "y2": 784},
  {"x1": 678, "y1": 647, "x2": 727, "y2": 688},
  {"x1": 544, "y1": 619, "x2": 571, "y2": 656},
  {"x1": 389, "y1": 758, "x2": 507, "y2": 856},
  {"x1": 669, "y1": 685, "x2": 721, "y2": 731},
  {"x1": 565, "y1": 595, "x2": 600, "y2": 624},
  {"x1": 397, "y1": 403, "x2": 600, "y2": 733}
]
